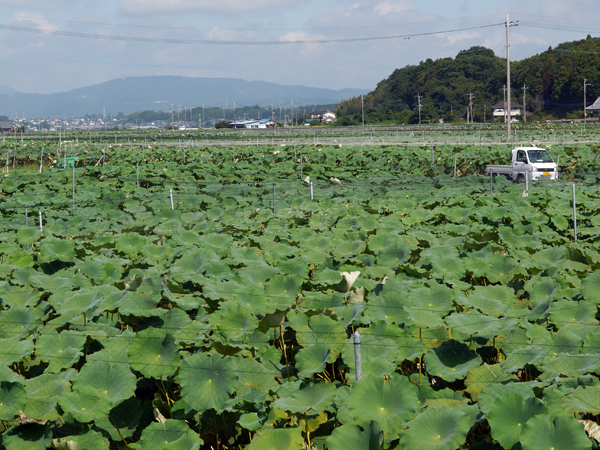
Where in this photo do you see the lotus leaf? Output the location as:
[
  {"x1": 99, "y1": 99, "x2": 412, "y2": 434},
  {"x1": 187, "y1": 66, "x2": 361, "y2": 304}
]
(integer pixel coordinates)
[
  {"x1": 176, "y1": 352, "x2": 238, "y2": 412},
  {"x1": 465, "y1": 364, "x2": 517, "y2": 400},
  {"x1": 58, "y1": 385, "x2": 113, "y2": 423},
  {"x1": 519, "y1": 415, "x2": 590, "y2": 450},
  {"x1": 477, "y1": 382, "x2": 536, "y2": 415},
  {"x1": 445, "y1": 310, "x2": 503, "y2": 340},
  {"x1": 23, "y1": 371, "x2": 73, "y2": 421},
  {"x1": 273, "y1": 382, "x2": 336, "y2": 414},
  {"x1": 0, "y1": 305, "x2": 42, "y2": 340},
  {"x1": 423, "y1": 341, "x2": 482, "y2": 382},
  {"x1": 487, "y1": 393, "x2": 548, "y2": 449},
  {"x1": 38, "y1": 239, "x2": 76, "y2": 262},
  {"x1": 347, "y1": 375, "x2": 419, "y2": 436},
  {"x1": 0, "y1": 381, "x2": 26, "y2": 421},
  {"x1": 325, "y1": 421, "x2": 382, "y2": 450},
  {"x1": 128, "y1": 327, "x2": 180, "y2": 378},
  {"x1": 400, "y1": 406, "x2": 471, "y2": 450},
  {"x1": 35, "y1": 330, "x2": 86, "y2": 373},
  {"x1": 69, "y1": 360, "x2": 136, "y2": 407},
  {"x1": 291, "y1": 313, "x2": 347, "y2": 378},
  {"x1": 2, "y1": 423, "x2": 52, "y2": 450},
  {"x1": 234, "y1": 356, "x2": 280, "y2": 393},
  {"x1": 561, "y1": 385, "x2": 600, "y2": 415},
  {"x1": 582, "y1": 271, "x2": 600, "y2": 302},
  {"x1": 94, "y1": 397, "x2": 146, "y2": 441},
  {"x1": 246, "y1": 427, "x2": 303, "y2": 450},
  {"x1": 139, "y1": 419, "x2": 203, "y2": 450}
]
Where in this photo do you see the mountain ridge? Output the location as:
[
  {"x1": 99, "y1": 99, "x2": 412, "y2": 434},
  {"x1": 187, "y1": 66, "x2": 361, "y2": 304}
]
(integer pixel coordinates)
[{"x1": 0, "y1": 76, "x2": 368, "y2": 118}]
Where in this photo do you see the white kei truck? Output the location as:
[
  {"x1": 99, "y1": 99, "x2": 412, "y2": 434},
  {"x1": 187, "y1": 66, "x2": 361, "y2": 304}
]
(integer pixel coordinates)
[{"x1": 486, "y1": 147, "x2": 559, "y2": 183}]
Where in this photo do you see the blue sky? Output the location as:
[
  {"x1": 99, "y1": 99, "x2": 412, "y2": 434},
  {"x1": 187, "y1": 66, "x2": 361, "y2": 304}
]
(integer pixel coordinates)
[{"x1": 0, "y1": 0, "x2": 598, "y2": 98}]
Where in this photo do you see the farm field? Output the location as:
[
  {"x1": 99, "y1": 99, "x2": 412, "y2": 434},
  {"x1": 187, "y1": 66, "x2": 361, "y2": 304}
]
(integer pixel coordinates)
[{"x1": 1, "y1": 138, "x2": 600, "y2": 449}]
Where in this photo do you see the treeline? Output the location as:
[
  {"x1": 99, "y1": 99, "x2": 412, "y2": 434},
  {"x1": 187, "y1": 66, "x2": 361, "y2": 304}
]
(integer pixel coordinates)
[{"x1": 337, "y1": 36, "x2": 600, "y2": 125}]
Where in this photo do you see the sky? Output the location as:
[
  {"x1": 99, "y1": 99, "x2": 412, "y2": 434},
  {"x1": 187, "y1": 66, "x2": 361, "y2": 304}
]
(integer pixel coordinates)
[{"x1": 0, "y1": 0, "x2": 599, "y2": 97}]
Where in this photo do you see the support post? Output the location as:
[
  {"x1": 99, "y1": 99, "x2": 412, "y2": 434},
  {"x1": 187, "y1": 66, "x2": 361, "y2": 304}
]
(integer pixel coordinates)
[
  {"x1": 170, "y1": 189, "x2": 174, "y2": 210},
  {"x1": 573, "y1": 184, "x2": 577, "y2": 242},
  {"x1": 25, "y1": 207, "x2": 29, "y2": 250},
  {"x1": 72, "y1": 166, "x2": 75, "y2": 213},
  {"x1": 136, "y1": 164, "x2": 139, "y2": 188},
  {"x1": 453, "y1": 153, "x2": 457, "y2": 179},
  {"x1": 39, "y1": 211, "x2": 43, "y2": 232},
  {"x1": 353, "y1": 331, "x2": 362, "y2": 381},
  {"x1": 310, "y1": 181, "x2": 313, "y2": 201},
  {"x1": 272, "y1": 183, "x2": 276, "y2": 214},
  {"x1": 490, "y1": 172, "x2": 493, "y2": 195}
]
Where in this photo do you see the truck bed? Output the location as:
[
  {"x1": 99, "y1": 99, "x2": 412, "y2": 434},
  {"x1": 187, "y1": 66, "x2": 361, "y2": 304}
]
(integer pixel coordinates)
[{"x1": 486, "y1": 165, "x2": 513, "y2": 174}]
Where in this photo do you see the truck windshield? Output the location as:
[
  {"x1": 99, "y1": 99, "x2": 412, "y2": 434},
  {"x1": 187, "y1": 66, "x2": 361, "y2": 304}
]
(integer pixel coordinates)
[{"x1": 527, "y1": 150, "x2": 554, "y2": 163}]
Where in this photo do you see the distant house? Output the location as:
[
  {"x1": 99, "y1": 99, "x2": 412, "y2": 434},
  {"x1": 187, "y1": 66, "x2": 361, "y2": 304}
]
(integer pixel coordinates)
[
  {"x1": 586, "y1": 97, "x2": 600, "y2": 117},
  {"x1": 310, "y1": 109, "x2": 336, "y2": 123},
  {"x1": 492, "y1": 101, "x2": 522, "y2": 122},
  {"x1": 232, "y1": 118, "x2": 277, "y2": 129},
  {"x1": 0, "y1": 122, "x2": 17, "y2": 133}
]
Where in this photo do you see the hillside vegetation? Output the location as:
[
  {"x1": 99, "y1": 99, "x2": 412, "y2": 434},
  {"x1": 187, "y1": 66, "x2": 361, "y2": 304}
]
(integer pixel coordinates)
[{"x1": 337, "y1": 36, "x2": 600, "y2": 125}]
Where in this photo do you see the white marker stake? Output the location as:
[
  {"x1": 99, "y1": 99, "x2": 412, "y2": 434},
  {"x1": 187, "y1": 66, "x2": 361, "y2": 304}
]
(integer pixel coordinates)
[
  {"x1": 170, "y1": 189, "x2": 174, "y2": 210},
  {"x1": 39, "y1": 211, "x2": 43, "y2": 232},
  {"x1": 310, "y1": 181, "x2": 313, "y2": 201}
]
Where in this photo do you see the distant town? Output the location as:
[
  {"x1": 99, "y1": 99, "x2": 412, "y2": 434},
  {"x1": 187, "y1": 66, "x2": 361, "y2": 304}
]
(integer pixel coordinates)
[{"x1": 0, "y1": 104, "x2": 339, "y2": 132}]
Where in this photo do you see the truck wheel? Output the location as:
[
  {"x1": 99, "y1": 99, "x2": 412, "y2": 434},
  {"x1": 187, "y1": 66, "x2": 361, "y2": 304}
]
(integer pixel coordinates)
[{"x1": 516, "y1": 174, "x2": 525, "y2": 184}]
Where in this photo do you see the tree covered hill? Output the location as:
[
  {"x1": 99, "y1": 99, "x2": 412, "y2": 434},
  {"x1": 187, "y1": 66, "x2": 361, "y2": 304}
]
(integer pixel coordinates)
[{"x1": 336, "y1": 36, "x2": 600, "y2": 125}]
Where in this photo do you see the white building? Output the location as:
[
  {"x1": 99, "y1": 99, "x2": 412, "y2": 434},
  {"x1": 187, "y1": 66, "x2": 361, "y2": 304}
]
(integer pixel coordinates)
[{"x1": 492, "y1": 101, "x2": 522, "y2": 123}]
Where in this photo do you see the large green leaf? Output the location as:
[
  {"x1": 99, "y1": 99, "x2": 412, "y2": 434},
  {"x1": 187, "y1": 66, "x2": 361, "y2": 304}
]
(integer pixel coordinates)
[
  {"x1": 246, "y1": 427, "x2": 303, "y2": 450},
  {"x1": 38, "y1": 239, "x2": 76, "y2": 262},
  {"x1": 273, "y1": 382, "x2": 337, "y2": 414},
  {"x1": 325, "y1": 421, "x2": 382, "y2": 450},
  {"x1": 176, "y1": 353, "x2": 238, "y2": 412},
  {"x1": 561, "y1": 385, "x2": 600, "y2": 415},
  {"x1": 0, "y1": 381, "x2": 26, "y2": 421},
  {"x1": 423, "y1": 341, "x2": 482, "y2": 382},
  {"x1": 519, "y1": 415, "x2": 591, "y2": 450},
  {"x1": 2, "y1": 423, "x2": 52, "y2": 450},
  {"x1": 291, "y1": 314, "x2": 347, "y2": 378},
  {"x1": 487, "y1": 394, "x2": 548, "y2": 449},
  {"x1": 139, "y1": 419, "x2": 203, "y2": 450},
  {"x1": 35, "y1": 330, "x2": 86, "y2": 373},
  {"x1": 128, "y1": 327, "x2": 180, "y2": 378},
  {"x1": 69, "y1": 360, "x2": 136, "y2": 407},
  {"x1": 400, "y1": 406, "x2": 471, "y2": 450},
  {"x1": 347, "y1": 375, "x2": 419, "y2": 436}
]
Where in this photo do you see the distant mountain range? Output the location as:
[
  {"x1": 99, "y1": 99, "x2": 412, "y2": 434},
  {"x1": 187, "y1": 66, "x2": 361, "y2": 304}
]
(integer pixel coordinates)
[{"x1": 0, "y1": 76, "x2": 369, "y2": 118}]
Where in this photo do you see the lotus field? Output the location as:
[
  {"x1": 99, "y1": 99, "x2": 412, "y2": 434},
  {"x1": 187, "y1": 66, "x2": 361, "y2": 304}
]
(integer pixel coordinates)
[{"x1": 2, "y1": 142, "x2": 600, "y2": 449}]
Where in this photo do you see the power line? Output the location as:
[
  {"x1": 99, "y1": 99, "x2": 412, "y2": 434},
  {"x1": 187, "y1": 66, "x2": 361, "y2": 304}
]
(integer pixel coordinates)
[
  {"x1": 0, "y1": 22, "x2": 505, "y2": 46},
  {"x1": 0, "y1": 12, "x2": 501, "y2": 32}
]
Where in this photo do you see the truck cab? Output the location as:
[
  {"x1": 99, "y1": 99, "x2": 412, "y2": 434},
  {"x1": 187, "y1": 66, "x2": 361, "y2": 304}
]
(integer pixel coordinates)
[{"x1": 512, "y1": 147, "x2": 558, "y2": 181}]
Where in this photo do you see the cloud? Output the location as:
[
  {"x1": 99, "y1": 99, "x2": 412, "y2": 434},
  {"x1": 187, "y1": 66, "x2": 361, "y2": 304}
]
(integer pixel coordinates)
[
  {"x1": 373, "y1": 0, "x2": 413, "y2": 16},
  {"x1": 438, "y1": 30, "x2": 481, "y2": 46},
  {"x1": 119, "y1": 0, "x2": 301, "y2": 15}
]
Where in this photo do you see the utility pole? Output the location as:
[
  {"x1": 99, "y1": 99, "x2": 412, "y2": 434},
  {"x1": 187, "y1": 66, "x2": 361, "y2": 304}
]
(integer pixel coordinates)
[
  {"x1": 584, "y1": 79, "x2": 591, "y2": 122},
  {"x1": 233, "y1": 102, "x2": 236, "y2": 127},
  {"x1": 506, "y1": 14, "x2": 519, "y2": 138},
  {"x1": 291, "y1": 100, "x2": 294, "y2": 127},
  {"x1": 417, "y1": 93, "x2": 422, "y2": 125},
  {"x1": 202, "y1": 104, "x2": 204, "y2": 128},
  {"x1": 503, "y1": 85, "x2": 507, "y2": 124},
  {"x1": 361, "y1": 94, "x2": 365, "y2": 126},
  {"x1": 468, "y1": 92, "x2": 474, "y2": 123},
  {"x1": 484, "y1": 104, "x2": 486, "y2": 124},
  {"x1": 170, "y1": 104, "x2": 174, "y2": 127},
  {"x1": 522, "y1": 85, "x2": 528, "y2": 124}
]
